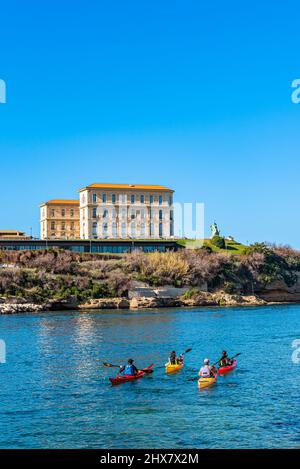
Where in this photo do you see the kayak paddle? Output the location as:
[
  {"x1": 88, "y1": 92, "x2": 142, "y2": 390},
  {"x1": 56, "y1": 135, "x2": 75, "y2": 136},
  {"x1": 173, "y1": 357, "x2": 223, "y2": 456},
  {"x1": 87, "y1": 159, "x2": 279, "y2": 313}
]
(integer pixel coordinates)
[{"x1": 103, "y1": 362, "x2": 154, "y2": 374}]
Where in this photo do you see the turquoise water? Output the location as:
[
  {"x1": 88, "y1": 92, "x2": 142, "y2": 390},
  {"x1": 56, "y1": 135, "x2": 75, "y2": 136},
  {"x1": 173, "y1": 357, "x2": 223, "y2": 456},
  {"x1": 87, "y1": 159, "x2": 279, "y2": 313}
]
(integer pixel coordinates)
[{"x1": 0, "y1": 305, "x2": 300, "y2": 449}]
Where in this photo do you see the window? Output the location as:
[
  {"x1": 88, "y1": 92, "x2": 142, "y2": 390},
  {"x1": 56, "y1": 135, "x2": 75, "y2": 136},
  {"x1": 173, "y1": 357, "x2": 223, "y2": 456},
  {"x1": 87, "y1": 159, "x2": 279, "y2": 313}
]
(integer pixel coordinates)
[
  {"x1": 61, "y1": 209, "x2": 65, "y2": 217},
  {"x1": 70, "y1": 209, "x2": 74, "y2": 217},
  {"x1": 102, "y1": 194, "x2": 107, "y2": 203},
  {"x1": 112, "y1": 222, "x2": 117, "y2": 237},
  {"x1": 170, "y1": 222, "x2": 174, "y2": 237},
  {"x1": 92, "y1": 193, "x2": 97, "y2": 203},
  {"x1": 121, "y1": 207, "x2": 127, "y2": 219},
  {"x1": 159, "y1": 210, "x2": 163, "y2": 220},
  {"x1": 92, "y1": 222, "x2": 97, "y2": 236},
  {"x1": 92, "y1": 208, "x2": 97, "y2": 218},
  {"x1": 111, "y1": 208, "x2": 116, "y2": 218},
  {"x1": 71, "y1": 222, "x2": 74, "y2": 230},
  {"x1": 131, "y1": 222, "x2": 136, "y2": 237},
  {"x1": 131, "y1": 209, "x2": 135, "y2": 219},
  {"x1": 168, "y1": 195, "x2": 173, "y2": 206},
  {"x1": 102, "y1": 209, "x2": 108, "y2": 218},
  {"x1": 159, "y1": 223, "x2": 163, "y2": 237},
  {"x1": 140, "y1": 195, "x2": 144, "y2": 204},
  {"x1": 102, "y1": 223, "x2": 108, "y2": 237},
  {"x1": 131, "y1": 194, "x2": 135, "y2": 204},
  {"x1": 141, "y1": 223, "x2": 145, "y2": 237},
  {"x1": 120, "y1": 194, "x2": 126, "y2": 204},
  {"x1": 141, "y1": 209, "x2": 145, "y2": 219},
  {"x1": 112, "y1": 194, "x2": 116, "y2": 203},
  {"x1": 149, "y1": 195, "x2": 154, "y2": 204},
  {"x1": 61, "y1": 222, "x2": 66, "y2": 230},
  {"x1": 150, "y1": 223, "x2": 154, "y2": 237},
  {"x1": 158, "y1": 195, "x2": 163, "y2": 205},
  {"x1": 51, "y1": 222, "x2": 55, "y2": 230},
  {"x1": 170, "y1": 210, "x2": 174, "y2": 221},
  {"x1": 82, "y1": 194, "x2": 85, "y2": 204},
  {"x1": 149, "y1": 208, "x2": 153, "y2": 219},
  {"x1": 121, "y1": 222, "x2": 126, "y2": 237},
  {"x1": 51, "y1": 209, "x2": 55, "y2": 217}
]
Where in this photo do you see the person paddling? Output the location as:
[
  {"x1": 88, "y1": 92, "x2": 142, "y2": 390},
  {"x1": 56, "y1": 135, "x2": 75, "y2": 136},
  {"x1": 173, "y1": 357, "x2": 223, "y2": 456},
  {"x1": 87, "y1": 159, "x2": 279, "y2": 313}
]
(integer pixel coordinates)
[
  {"x1": 219, "y1": 351, "x2": 233, "y2": 367},
  {"x1": 169, "y1": 351, "x2": 177, "y2": 365},
  {"x1": 199, "y1": 358, "x2": 217, "y2": 378},
  {"x1": 119, "y1": 359, "x2": 138, "y2": 376}
]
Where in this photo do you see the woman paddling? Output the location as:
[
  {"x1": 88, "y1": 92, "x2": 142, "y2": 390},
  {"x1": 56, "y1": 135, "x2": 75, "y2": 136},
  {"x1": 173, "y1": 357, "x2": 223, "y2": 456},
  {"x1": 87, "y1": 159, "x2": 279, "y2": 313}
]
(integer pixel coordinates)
[{"x1": 199, "y1": 358, "x2": 217, "y2": 378}]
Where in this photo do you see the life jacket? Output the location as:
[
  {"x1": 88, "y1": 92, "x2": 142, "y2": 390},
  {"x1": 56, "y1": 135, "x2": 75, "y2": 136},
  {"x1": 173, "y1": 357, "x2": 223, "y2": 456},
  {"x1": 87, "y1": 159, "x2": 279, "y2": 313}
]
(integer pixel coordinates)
[
  {"x1": 200, "y1": 365, "x2": 211, "y2": 378},
  {"x1": 124, "y1": 364, "x2": 135, "y2": 375}
]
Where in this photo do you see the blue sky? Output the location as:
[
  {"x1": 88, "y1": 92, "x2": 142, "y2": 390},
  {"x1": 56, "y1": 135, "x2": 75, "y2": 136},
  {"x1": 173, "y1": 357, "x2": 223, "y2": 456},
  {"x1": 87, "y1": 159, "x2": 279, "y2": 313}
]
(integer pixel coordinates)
[{"x1": 0, "y1": 0, "x2": 300, "y2": 246}]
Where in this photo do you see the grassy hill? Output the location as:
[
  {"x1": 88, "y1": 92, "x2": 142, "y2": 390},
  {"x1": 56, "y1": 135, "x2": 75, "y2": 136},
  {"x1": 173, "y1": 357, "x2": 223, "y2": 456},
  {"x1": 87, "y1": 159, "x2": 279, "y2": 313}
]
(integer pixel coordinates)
[{"x1": 177, "y1": 238, "x2": 247, "y2": 254}]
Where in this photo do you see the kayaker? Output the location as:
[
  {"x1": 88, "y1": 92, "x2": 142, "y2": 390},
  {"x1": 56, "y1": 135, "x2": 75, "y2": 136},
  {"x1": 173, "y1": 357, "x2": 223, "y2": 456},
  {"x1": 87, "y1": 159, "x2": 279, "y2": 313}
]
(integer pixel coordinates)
[
  {"x1": 219, "y1": 351, "x2": 233, "y2": 367},
  {"x1": 169, "y1": 351, "x2": 177, "y2": 365},
  {"x1": 177, "y1": 353, "x2": 184, "y2": 364},
  {"x1": 119, "y1": 359, "x2": 138, "y2": 376},
  {"x1": 199, "y1": 358, "x2": 217, "y2": 378}
]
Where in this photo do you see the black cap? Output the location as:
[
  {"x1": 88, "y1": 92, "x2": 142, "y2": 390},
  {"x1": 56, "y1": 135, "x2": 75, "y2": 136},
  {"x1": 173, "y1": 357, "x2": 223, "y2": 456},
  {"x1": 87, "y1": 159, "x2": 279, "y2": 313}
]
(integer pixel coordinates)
[{"x1": 128, "y1": 359, "x2": 134, "y2": 364}]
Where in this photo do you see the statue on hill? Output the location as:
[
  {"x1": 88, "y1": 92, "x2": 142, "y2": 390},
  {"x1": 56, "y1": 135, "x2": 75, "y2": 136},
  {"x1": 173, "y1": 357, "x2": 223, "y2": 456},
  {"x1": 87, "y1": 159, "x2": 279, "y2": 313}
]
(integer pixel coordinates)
[{"x1": 210, "y1": 222, "x2": 220, "y2": 238}]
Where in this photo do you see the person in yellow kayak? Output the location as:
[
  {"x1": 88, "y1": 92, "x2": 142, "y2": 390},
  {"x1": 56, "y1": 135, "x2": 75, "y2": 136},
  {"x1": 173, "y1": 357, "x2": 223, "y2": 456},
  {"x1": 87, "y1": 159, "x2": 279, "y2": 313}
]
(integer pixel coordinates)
[
  {"x1": 199, "y1": 358, "x2": 217, "y2": 378},
  {"x1": 169, "y1": 351, "x2": 184, "y2": 365},
  {"x1": 119, "y1": 359, "x2": 138, "y2": 376},
  {"x1": 219, "y1": 351, "x2": 233, "y2": 367}
]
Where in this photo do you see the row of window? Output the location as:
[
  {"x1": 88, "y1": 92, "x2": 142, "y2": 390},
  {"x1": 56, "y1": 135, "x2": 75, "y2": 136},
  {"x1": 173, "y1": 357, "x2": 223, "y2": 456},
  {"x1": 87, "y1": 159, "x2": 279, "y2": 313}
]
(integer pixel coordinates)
[
  {"x1": 91, "y1": 222, "x2": 174, "y2": 238},
  {"x1": 90, "y1": 208, "x2": 174, "y2": 220},
  {"x1": 88, "y1": 193, "x2": 172, "y2": 206},
  {"x1": 50, "y1": 222, "x2": 76, "y2": 230},
  {"x1": 1, "y1": 245, "x2": 171, "y2": 253},
  {"x1": 49, "y1": 208, "x2": 76, "y2": 218}
]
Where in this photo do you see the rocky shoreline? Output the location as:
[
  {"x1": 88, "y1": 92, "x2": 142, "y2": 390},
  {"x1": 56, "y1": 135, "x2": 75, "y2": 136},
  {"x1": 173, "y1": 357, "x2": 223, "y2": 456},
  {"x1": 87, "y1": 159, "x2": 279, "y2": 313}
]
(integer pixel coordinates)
[{"x1": 0, "y1": 291, "x2": 279, "y2": 314}]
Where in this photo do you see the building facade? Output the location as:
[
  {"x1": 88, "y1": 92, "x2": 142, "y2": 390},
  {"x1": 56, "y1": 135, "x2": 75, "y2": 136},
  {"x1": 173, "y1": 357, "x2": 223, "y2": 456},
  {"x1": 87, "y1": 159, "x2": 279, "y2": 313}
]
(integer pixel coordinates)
[
  {"x1": 0, "y1": 230, "x2": 31, "y2": 240},
  {"x1": 79, "y1": 183, "x2": 174, "y2": 240},
  {"x1": 40, "y1": 200, "x2": 80, "y2": 240}
]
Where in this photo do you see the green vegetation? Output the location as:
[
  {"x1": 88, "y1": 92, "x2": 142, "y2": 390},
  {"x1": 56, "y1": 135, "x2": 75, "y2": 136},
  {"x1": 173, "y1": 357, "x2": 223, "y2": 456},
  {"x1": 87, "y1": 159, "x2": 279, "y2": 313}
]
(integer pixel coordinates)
[
  {"x1": 177, "y1": 238, "x2": 247, "y2": 254},
  {"x1": 0, "y1": 242, "x2": 299, "y2": 304}
]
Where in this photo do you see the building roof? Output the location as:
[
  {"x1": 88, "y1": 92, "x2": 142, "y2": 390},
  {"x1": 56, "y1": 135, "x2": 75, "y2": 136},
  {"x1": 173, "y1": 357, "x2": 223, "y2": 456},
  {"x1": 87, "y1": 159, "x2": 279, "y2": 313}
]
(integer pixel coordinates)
[
  {"x1": 40, "y1": 199, "x2": 80, "y2": 206},
  {"x1": 0, "y1": 230, "x2": 25, "y2": 234},
  {"x1": 79, "y1": 183, "x2": 174, "y2": 192}
]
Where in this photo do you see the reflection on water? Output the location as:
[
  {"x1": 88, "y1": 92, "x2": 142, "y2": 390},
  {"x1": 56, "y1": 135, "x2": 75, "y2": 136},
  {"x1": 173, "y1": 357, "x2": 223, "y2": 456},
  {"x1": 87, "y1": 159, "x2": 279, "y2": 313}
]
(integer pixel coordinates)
[{"x1": 0, "y1": 305, "x2": 300, "y2": 448}]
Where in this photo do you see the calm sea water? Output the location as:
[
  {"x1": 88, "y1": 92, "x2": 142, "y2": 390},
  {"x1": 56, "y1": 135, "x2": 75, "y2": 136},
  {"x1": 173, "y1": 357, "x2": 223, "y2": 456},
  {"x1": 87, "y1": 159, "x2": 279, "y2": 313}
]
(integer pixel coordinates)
[{"x1": 0, "y1": 305, "x2": 300, "y2": 449}]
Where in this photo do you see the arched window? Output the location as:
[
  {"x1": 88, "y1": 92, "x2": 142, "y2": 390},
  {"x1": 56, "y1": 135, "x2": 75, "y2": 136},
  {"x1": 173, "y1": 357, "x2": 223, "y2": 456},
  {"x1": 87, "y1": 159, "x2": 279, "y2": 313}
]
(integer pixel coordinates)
[
  {"x1": 131, "y1": 222, "x2": 136, "y2": 237},
  {"x1": 121, "y1": 222, "x2": 126, "y2": 237}
]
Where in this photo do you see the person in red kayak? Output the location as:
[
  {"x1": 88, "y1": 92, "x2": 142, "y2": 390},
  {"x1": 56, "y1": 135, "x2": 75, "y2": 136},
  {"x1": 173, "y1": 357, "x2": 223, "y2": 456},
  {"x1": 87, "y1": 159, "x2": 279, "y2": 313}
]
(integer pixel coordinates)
[
  {"x1": 219, "y1": 351, "x2": 233, "y2": 367},
  {"x1": 119, "y1": 359, "x2": 138, "y2": 376},
  {"x1": 199, "y1": 358, "x2": 217, "y2": 378}
]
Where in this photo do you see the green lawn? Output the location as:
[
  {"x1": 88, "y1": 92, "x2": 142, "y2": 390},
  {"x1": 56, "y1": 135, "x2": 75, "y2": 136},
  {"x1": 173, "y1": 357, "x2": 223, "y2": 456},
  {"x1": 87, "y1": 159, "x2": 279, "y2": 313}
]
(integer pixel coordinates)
[{"x1": 177, "y1": 238, "x2": 247, "y2": 254}]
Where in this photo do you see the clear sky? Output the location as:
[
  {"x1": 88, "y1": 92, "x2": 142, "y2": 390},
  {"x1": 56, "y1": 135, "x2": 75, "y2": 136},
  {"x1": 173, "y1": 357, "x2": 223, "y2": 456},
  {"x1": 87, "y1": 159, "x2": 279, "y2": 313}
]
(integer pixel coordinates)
[{"x1": 0, "y1": 1, "x2": 300, "y2": 246}]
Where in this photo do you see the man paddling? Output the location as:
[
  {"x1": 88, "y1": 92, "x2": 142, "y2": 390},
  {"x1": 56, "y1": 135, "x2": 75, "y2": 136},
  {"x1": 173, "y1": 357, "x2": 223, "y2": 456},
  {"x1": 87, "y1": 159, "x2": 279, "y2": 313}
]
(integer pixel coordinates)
[
  {"x1": 119, "y1": 359, "x2": 138, "y2": 376},
  {"x1": 219, "y1": 351, "x2": 233, "y2": 367},
  {"x1": 199, "y1": 358, "x2": 217, "y2": 378}
]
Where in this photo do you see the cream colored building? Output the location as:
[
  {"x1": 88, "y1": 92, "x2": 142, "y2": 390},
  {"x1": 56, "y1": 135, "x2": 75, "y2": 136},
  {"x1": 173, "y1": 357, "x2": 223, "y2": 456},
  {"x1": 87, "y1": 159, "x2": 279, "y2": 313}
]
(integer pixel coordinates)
[
  {"x1": 79, "y1": 183, "x2": 174, "y2": 239},
  {"x1": 40, "y1": 200, "x2": 80, "y2": 240}
]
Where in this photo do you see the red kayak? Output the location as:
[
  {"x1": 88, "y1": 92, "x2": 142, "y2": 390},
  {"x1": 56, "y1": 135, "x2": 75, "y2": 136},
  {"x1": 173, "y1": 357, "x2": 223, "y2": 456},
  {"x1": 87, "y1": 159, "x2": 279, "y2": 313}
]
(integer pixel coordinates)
[
  {"x1": 109, "y1": 364, "x2": 154, "y2": 385},
  {"x1": 218, "y1": 360, "x2": 237, "y2": 375}
]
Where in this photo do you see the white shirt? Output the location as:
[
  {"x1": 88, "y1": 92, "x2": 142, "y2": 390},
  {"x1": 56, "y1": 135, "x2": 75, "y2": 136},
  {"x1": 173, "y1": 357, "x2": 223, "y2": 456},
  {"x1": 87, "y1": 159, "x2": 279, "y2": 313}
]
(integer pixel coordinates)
[{"x1": 200, "y1": 365, "x2": 211, "y2": 378}]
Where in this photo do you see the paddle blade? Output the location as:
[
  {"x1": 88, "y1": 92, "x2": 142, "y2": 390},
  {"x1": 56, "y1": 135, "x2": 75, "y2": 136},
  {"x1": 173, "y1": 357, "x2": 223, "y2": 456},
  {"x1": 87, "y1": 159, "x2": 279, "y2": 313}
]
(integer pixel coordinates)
[
  {"x1": 103, "y1": 362, "x2": 118, "y2": 368},
  {"x1": 185, "y1": 348, "x2": 192, "y2": 354}
]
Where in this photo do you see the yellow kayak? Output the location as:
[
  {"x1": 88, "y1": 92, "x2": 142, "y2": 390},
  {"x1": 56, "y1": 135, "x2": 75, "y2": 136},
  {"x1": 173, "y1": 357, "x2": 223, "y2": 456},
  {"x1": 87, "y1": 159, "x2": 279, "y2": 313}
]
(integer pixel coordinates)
[
  {"x1": 165, "y1": 362, "x2": 184, "y2": 374},
  {"x1": 198, "y1": 376, "x2": 217, "y2": 389}
]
